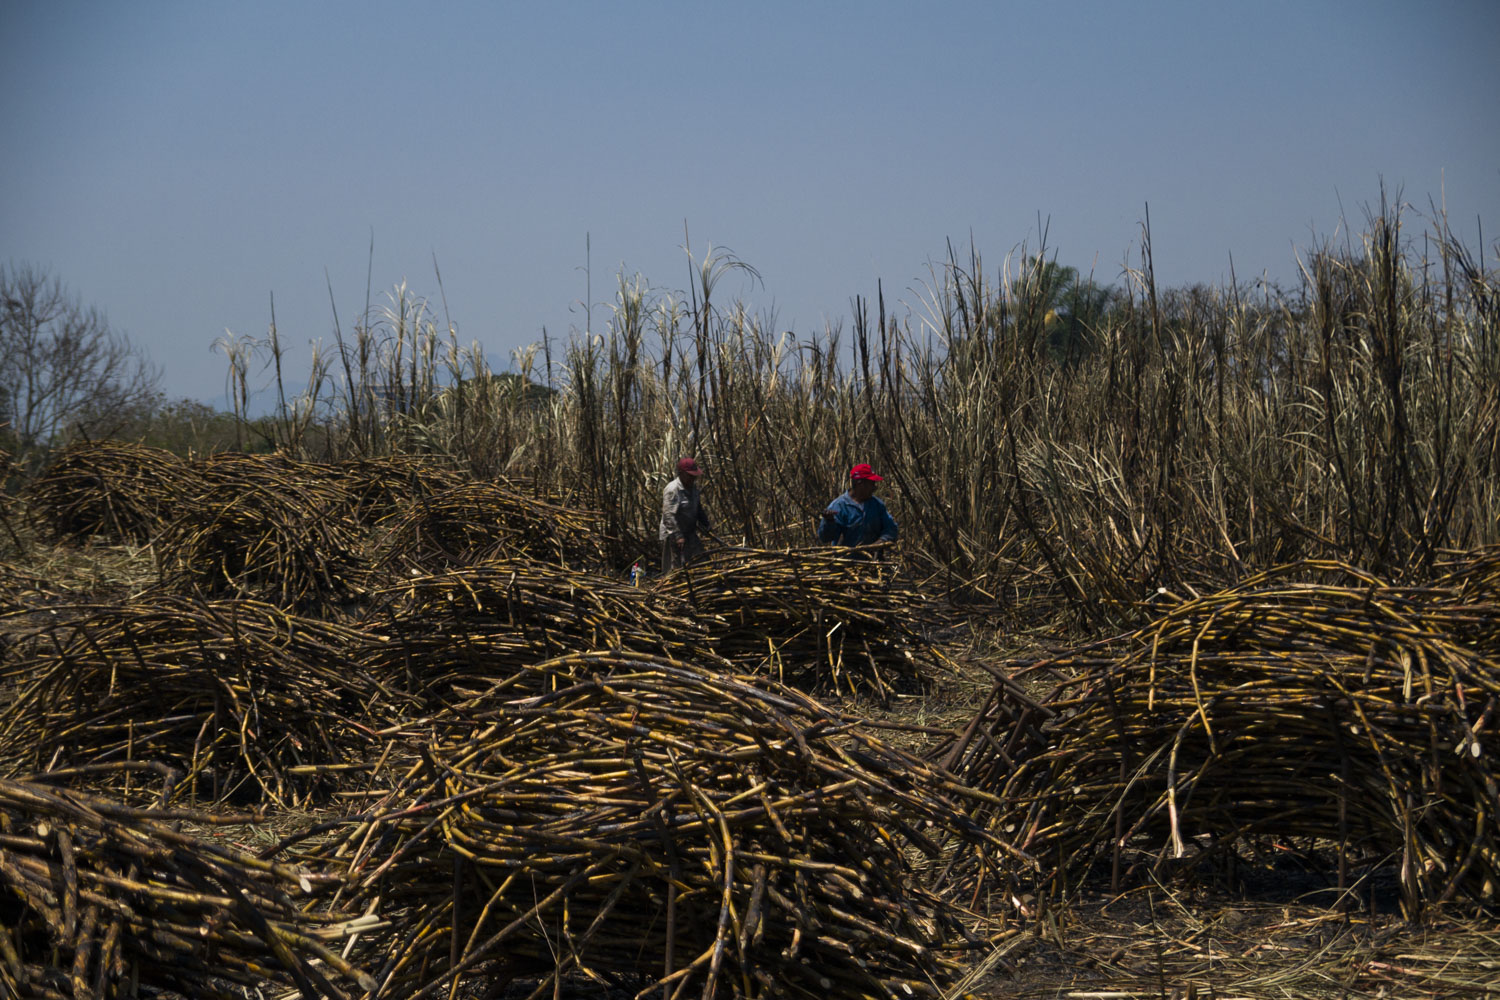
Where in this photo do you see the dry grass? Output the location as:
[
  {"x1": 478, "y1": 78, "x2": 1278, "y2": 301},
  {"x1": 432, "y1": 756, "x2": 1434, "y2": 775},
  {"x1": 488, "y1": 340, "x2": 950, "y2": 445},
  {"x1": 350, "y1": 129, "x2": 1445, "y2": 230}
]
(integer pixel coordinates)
[{"x1": 971, "y1": 890, "x2": 1500, "y2": 999}]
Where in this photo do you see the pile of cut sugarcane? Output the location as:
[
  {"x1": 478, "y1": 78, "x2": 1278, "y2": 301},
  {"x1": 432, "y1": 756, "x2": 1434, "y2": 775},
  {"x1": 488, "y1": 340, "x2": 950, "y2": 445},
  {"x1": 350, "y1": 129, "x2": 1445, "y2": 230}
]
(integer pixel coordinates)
[
  {"x1": 373, "y1": 481, "x2": 608, "y2": 572},
  {"x1": 334, "y1": 456, "x2": 465, "y2": 524},
  {"x1": 318, "y1": 650, "x2": 1016, "y2": 1000},
  {"x1": 948, "y1": 560, "x2": 1500, "y2": 913},
  {"x1": 0, "y1": 597, "x2": 386, "y2": 808},
  {"x1": 356, "y1": 558, "x2": 709, "y2": 705},
  {"x1": 1437, "y1": 542, "x2": 1500, "y2": 644},
  {"x1": 24, "y1": 442, "x2": 198, "y2": 545},
  {"x1": 0, "y1": 653, "x2": 1020, "y2": 999},
  {"x1": 0, "y1": 773, "x2": 374, "y2": 1000},
  {"x1": 157, "y1": 468, "x2": 366, "y2": 608},
  {"x1": 656, "y1": 544, "x2": 952, "y2": 699}
]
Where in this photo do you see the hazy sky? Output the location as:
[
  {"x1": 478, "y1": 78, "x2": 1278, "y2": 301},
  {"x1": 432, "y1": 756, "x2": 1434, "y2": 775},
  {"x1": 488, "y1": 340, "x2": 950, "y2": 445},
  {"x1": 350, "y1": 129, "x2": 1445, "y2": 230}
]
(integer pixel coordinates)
[{"x1": 3, "y1": 0, "x2": 1497, "y2": 410}]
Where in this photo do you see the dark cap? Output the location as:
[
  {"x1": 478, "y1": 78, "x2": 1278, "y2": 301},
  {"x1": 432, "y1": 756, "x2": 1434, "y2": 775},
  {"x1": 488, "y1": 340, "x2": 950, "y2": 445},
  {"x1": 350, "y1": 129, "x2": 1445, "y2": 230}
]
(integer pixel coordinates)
[{"x1": 676, "y1": 457, "x2": 702, "y2": 477}]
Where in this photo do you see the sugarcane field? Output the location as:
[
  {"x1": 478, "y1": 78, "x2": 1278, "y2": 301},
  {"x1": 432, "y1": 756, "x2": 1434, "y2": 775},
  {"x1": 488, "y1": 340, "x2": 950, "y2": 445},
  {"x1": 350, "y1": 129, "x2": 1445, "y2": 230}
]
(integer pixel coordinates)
[{"x1": 2, "y1": 221, "x2": 1499, "y2": 1000}]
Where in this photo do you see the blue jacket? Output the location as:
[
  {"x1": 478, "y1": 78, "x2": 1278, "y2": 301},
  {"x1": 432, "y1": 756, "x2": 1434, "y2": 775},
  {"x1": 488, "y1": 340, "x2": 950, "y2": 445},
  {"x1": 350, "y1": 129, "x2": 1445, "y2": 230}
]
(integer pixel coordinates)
[{"x1": 818, "y1": 492, "x2": 898, "y2": 546}]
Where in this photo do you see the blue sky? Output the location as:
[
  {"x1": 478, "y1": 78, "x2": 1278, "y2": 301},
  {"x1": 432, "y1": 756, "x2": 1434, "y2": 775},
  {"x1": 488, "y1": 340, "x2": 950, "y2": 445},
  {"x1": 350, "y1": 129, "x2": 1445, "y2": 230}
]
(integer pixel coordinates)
[{"x1": 3, "y1": 0, "x2": 1497, "y2": 410}]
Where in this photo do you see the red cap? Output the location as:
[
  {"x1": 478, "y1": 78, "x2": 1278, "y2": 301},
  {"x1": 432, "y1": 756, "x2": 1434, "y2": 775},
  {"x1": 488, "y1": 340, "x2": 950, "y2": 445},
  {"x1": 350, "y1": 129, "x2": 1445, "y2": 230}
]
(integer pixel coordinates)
[
  {"x1": 676, "y1": 457, "x2": 702, "y2": 477},
  {"x1": 849, "y1": 463, "x2": 883, "y2": 482}
]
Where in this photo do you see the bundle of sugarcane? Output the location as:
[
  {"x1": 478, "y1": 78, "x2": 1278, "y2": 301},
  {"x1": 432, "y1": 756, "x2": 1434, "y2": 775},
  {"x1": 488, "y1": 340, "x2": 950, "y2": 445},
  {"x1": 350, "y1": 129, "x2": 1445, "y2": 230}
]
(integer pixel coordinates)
[
  {"x1": 335, "y1": 456, "x2": 465, "y2": 525},
  {"x1": 1436, "y1": 543, "x2": 1500, "y2": 651},
  {"x1": 324, "y1": 650, "x2": 1017, "y2": 1000},
  {"x1": 193, "y1": 451, "x2": 370, "y2": 522},
  {"x1": 0, "y1": 773, "x2": 374, "y2": 1000},
  {"x1": 23, "y1": 441, "x2": 200, "y2": 545},
  {"x1": 654, "y1": 545, "x2": 951, "y2": 700},
  {"x1": 156, "y1": 471, "x2": 367, "y2": 609},
  {"x1": 197, "y1": 452, "x2": 370, "y2": 505},
  {"x1": 0, "y1": 596, "x2": 386, "y2": 808},
  {"x1": 955, "y1": 560, "x2": 1500, "y2": 913},
  {"x1": 192, "y1": 450, "x2": 318, "y2": 484},
  {"x1": 372, "y1": 481, "x2": 607, "y2": 573},
  {"x1": 355, "y1": 559, "x2": 709, "y2": 708}
]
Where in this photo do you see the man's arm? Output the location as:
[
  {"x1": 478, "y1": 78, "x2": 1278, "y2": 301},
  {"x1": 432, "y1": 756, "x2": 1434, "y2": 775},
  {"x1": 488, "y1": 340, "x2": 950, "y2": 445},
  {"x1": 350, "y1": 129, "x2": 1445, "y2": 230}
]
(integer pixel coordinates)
[
  {"x1": 817, "y1": 500, "x2": 843, "y2": 544},
  {"x1": 879, "y1": 501, "x2": 898, "y2": 542},
  {"x1": 662, "y1": 483, "x2": 685, "y2": 542}
]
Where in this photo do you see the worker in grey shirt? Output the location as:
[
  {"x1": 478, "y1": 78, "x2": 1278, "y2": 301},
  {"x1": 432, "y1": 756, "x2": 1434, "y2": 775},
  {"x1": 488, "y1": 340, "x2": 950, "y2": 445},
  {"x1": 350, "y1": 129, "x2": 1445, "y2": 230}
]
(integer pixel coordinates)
[{"x1": 660, "y1": 456, "x2": 711, "y2": 571}]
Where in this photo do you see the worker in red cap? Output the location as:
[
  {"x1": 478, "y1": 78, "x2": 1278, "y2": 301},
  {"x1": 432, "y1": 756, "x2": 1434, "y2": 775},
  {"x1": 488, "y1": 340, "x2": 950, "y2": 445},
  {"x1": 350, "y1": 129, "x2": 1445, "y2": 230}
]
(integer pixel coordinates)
[
  {"x1": 818, "y1": 463, "x2": 899, "y2": 546},
  {"x1": 660, "y1": 456, "x2": 712, "y2": 571}
]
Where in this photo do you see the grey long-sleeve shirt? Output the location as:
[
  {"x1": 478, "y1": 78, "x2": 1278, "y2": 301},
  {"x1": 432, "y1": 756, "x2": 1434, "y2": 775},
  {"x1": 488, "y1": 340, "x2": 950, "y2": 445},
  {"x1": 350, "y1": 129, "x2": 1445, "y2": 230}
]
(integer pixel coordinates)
[{"x1": 659, "y1": 477, "x2": 709, "y2": 542}]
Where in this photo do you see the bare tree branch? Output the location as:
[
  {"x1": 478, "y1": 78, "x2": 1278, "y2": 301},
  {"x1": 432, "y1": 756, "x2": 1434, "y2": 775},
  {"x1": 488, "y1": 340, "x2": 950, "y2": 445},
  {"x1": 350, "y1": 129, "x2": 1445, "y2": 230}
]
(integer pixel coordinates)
[{"x1": 0, "y1": 262, "x2": 162, "y2": 469}]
